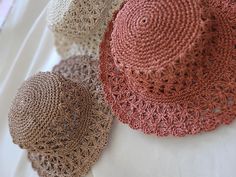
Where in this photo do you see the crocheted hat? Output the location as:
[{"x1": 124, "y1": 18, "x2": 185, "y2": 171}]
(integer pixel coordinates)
[
  {"x1": 47, "y1": 0, "x2": 124, "y2": 58},
  {"x1": 9, "y1": 56, "x2": 114, "y2": 177},
  {"x1": 100, "y1": 0, "x2": 236, "y2": 136}
]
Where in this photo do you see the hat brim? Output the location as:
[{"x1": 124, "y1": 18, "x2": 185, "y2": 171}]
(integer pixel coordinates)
[
  {"x1": 52, "y1": 0, "x2": 124, "y2": 59},
  {"x1": 28, "y1": 56, "x2": 114, "y2": 177},
  {"x1": 100, "y1": 0, "x2": 236, "y2": 137}
]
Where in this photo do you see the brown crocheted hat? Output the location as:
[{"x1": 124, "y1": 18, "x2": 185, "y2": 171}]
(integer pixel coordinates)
[
  {"x1": 47, "y1": 0, "x2": 124, "y2": 58},
  {"x1": 100, "y1": 0, "x2": 236, "y2": 136},
  {"x1": 9, "y1": 57, "x2": 113, "y2": 176}
]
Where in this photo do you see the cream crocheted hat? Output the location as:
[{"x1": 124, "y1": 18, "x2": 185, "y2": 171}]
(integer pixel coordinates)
[
  {"x1": 100, "y1": 0, "x2": 236, "y2": 136},
  {"x1": 47, "y1": 0, "x2": 124, "y2": 59},
  {"x1": 9, "y1": 56, "x2": 114, "y2": 177}
]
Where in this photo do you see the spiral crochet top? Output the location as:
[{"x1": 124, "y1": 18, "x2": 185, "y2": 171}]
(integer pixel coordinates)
[
  {"x1": 48, "y1": 0, "x2": 124, "y2": 58},
  {"x1": 100, "y1": 0, "x2": 236, "y2": 136},
  {"x1": 9, "y1": 59, "x2": 114, "y2": 177},
  {"x1": 9, "y1": 72, "x2": 92, "y2": 152}
]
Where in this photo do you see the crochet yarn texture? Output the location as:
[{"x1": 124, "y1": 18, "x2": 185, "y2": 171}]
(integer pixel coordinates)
[
  {"x1": 9, "y1": 67, "x2": 113, "y2": 177},
  {"x1": 48, "y1": 0, "x2": 124, "y2": 58},
  {"x1": 100, "y1": 0, "x2": 236, "y2": 136},
  {"x1": 47, "y1": 0, "x2": 109, "y2": 38}
]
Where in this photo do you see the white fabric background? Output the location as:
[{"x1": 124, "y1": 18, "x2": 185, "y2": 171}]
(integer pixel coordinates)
[
  {"x1": 0, "y1": 1, "x2": 59, "y2": 177},
  {"x1": 1, "y1": 1, "x2": 236, "y2": 177}
]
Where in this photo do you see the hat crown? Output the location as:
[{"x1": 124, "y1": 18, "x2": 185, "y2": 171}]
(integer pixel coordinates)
[
  {"x1": 9, "y1": 72, "x2": 92, "y2": 154},
  {"x1": 111, "y1": 0, "x2": 220, "y2": 101},
  {"x1": 47, "y1": 0, "x2": 110, "y2": 38},
  {"x1": 111, "y1": 0, "x2": 202, "y2": 70}
]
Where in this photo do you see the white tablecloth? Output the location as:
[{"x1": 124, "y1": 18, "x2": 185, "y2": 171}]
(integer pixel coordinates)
[
  {"x1": 0, "y1": 1, "x2": 59, "y2": 177},
  {"x1": 1, "y1": 1, "x2": 236, "y2": 177}
]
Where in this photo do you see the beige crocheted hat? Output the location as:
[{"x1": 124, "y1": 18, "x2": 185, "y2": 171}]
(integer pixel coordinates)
[
  {"x1": 47, "y1": 0, "x2": 124, "y2": 59},
  {"x1": 9, "y1": 56, "x2": 114, "y2": 177}
]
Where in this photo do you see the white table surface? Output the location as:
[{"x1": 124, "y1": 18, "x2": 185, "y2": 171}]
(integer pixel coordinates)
[{"x1": 1, "y1": 1, "x2": 236, "y2": 177}]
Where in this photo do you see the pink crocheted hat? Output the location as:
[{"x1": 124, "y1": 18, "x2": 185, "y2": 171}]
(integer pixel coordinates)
[{"x1": 100, "y1": 0, "x2": 236, "y2": 136}]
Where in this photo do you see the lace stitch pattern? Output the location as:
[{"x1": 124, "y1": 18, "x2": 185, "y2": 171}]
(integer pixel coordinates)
[
  {"x1": 29, "y1": 57, "x2": 113, "y2": 177},
  {"x1": 47, "y1": 0, "x2": 109, "y2": 37},
  {"x1": 51, "y1": 0, "x2": 125, "y2": 58},
  {"x1": 9, "y1": 56, "x2": 114, "y2": 177},
  {"x1": 100, "y1": 0, "x2": 236, "y2": 136}
]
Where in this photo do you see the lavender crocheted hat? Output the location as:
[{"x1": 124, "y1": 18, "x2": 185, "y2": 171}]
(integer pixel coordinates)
[
  {"x1": 8, "y1": 56, "x2": 114, "y2": 177},
  {"x1": 100, "y1": 0, "x2": 236, "y2": 136}
]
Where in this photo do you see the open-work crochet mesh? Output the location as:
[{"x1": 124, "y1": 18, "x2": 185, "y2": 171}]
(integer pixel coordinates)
[
  {"x1": 48, "y1": 0, "x2": 124, "y2": 58},
  {"x1": 100, "y1": 0, "x2": 236, "y2": 136},
  {"x1": 9, "y1": 58, "x2": 113, "y2": 177},
  {"x1": 47, "y1": 0, "x2": 110, "y2": 38}
]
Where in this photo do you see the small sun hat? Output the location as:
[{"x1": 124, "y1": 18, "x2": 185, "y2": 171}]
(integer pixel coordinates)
[
  {"x1": 47, "y1": 0, "x2": 124, "y2": 58},
  {"x1": 9, "y1": 56, "x2": 114, "y2": 176},
  {"x1": 100, "y1": 0, "x2": 236, "y2": 136}
]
